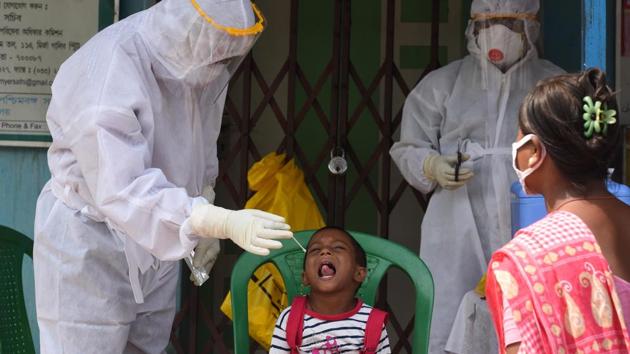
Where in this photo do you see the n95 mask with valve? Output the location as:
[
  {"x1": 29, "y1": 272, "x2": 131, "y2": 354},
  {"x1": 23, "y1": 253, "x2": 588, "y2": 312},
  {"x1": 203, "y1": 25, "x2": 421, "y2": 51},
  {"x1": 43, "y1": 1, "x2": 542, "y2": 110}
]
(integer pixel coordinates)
[{"x1": 477, "y1": 24, "x2": 525, "y2": 71}]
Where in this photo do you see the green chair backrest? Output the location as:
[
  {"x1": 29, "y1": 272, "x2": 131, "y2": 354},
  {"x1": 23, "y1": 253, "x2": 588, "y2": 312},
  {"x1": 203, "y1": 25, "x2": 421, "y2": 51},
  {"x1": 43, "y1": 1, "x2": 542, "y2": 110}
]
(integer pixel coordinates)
[
  {"x1": 0, "y1": 226, "x2": 35, "y2": 354},
  {"x1": 230, "y1": 230, "x2": 434, "y2": 353}
]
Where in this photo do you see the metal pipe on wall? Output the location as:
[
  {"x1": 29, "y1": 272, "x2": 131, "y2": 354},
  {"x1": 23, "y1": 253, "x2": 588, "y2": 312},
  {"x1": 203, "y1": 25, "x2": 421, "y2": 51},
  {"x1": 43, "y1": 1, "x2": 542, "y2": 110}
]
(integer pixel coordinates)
[
  {"x1": 120, "y1": 0, "x2": 156, "y2": 20},
  {"x1": 114, "y1": 0, "x2": 120, "y2": 22},
  {"x1": 582, "y1": 0, "x2": 608, "y2": 71}
]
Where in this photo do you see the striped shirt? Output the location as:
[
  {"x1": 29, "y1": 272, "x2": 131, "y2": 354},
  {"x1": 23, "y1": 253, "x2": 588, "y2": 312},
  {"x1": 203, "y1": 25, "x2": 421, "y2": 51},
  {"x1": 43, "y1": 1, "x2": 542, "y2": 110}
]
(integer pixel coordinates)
[{"x1": 270, "y1": 300, "x2": 390, "y2": 353}]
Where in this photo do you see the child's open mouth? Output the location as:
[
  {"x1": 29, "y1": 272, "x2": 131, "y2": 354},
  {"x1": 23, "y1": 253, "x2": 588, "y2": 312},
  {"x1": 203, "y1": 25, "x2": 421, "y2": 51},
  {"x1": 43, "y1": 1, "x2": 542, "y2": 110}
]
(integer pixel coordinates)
[{"x1": 318, "y1": 261, "x2": 336, "y2": 279}]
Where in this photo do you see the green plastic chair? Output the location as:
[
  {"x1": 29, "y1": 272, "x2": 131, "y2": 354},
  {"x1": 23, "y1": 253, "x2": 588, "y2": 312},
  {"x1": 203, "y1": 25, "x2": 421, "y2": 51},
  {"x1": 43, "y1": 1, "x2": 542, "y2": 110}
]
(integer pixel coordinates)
[
  {"x1": 230, "y1": 230, "x2": 434, "y2": 353},
  {"x1": 0, "y1": 226, "x2": 35, "y2": 354}
]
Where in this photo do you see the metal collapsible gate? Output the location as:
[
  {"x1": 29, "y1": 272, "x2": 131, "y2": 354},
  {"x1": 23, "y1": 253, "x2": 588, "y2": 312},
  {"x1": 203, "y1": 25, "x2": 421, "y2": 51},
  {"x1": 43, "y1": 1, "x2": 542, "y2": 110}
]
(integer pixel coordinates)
[{"x1": 170, "y1": 0, "x2": 443, "y2": 352}]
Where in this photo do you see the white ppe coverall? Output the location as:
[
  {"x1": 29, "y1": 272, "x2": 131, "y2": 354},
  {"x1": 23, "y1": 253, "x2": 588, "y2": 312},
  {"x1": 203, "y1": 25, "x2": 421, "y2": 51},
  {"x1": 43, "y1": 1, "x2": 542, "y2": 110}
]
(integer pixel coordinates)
[
  {"x1": 389, "y1": 0, "x2": 563, "y2": 352},
  {"x1": 33, "y1": 0, "x2": 265, "y2": 353}
]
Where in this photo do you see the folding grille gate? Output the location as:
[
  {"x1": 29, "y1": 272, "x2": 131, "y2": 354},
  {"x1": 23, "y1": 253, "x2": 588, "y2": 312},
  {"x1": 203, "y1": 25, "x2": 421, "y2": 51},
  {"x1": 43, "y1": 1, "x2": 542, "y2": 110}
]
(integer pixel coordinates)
[{"x1": 169, "y1": 0, "x2": 443, "y2": 352}]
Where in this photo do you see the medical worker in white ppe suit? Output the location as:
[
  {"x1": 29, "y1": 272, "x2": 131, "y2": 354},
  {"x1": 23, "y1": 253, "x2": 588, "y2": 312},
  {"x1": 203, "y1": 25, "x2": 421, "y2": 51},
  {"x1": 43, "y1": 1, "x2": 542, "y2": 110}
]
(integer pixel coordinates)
[
  {"x1": 33, "y1": 1, "x2": 292, "y2": 353},
  {"x1": 390, "y1": 0, "x2": 563, "y2": 352}
]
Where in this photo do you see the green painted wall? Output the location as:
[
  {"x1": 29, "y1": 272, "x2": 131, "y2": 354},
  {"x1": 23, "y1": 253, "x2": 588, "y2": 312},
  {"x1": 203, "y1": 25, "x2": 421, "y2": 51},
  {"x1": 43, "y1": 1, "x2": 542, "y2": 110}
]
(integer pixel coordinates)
[
  {"x1": 344, "y1": 0, "x2": 382, "y2": 232},
  {"x1": 541, "y1": 0, "x2": 582, "y2": 72},
  {"x1": 293, "y1": 0, "x2": 335, "y2": 222},
  {"x1": 401, "y1": 0, "x2": 449, "y2": 23}
]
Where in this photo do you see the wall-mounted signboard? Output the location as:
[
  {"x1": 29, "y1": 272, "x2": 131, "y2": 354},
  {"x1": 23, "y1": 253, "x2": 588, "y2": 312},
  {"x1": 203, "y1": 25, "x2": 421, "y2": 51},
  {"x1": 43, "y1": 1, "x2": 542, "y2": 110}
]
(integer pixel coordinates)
[{"x1": 0, "y1": 0, "x2": 112, "y2": 147}]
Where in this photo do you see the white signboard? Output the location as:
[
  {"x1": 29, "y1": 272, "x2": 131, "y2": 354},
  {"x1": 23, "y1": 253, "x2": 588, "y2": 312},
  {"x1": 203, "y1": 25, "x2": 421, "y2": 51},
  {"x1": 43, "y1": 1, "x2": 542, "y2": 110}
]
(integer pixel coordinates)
[{"x1": 0, "y1": 0, "x2": 101, "y2": 147}]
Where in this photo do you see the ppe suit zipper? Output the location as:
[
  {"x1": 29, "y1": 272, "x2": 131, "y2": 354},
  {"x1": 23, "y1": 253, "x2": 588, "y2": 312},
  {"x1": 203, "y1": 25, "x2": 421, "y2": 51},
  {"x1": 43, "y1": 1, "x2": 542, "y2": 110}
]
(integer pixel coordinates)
[
  {"x1": 493, "y1": 75, "x2": 511, "y2": 148},
  {"x1": 189, "y1": 89, "x2": 202, "y2": 196}
]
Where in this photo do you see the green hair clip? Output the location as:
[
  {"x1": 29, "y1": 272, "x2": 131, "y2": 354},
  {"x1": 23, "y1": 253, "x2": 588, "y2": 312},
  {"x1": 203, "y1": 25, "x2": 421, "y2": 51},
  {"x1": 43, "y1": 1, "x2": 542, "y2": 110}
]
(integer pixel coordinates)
[{"x1": 582, "y1": 96, "x2": 616, "y2": 138}]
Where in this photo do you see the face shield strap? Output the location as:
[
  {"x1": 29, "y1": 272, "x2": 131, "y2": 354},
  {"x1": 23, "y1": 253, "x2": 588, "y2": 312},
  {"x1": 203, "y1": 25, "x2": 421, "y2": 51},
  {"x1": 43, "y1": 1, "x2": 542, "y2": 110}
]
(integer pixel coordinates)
[{"x1": 190, "y1": 0, "x2": 266, "y2": 36}]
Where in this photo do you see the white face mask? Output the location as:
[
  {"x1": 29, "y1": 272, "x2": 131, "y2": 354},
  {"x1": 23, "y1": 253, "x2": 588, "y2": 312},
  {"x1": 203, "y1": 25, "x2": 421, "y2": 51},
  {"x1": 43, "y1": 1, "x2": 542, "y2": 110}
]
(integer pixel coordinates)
[
  {"x1": 512, "y1": 134, "x2": 546, "y2": 194},
  {"x1": 477, "y1": 24, "x2": 525, "y2": 71}
]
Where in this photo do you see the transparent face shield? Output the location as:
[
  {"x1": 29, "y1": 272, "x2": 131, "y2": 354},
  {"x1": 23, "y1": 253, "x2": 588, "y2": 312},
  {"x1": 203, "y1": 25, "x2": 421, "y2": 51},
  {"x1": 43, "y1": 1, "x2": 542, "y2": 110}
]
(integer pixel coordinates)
[
  {"x1": 182, "y1": 1, "x2": 265, "y2": 98},
  {"x1": 471, "y1": 15, "x2": 534, "y2": 72},
  {"x1": 460, "y1": 9, "x2": 541, "y2": 95},
  {"x1": 473, "y1": 17, "x2": 526, "y2": 35},
  {"x1": 188, "y1": 54, "x2": 248, "y2": 103},
  {"x1": 143, "y1": 1, "x2": 264, "y2": 103},
  {"x1": 476, "y1": 23, "x2": 527, "y2": 72}
]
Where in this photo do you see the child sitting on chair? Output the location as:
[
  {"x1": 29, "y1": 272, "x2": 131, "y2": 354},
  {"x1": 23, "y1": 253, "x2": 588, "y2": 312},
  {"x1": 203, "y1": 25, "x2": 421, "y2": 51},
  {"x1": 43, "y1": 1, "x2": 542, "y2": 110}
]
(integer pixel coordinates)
[{"x1": 270, "y1": 226, "x2": 390, "y2": 353}]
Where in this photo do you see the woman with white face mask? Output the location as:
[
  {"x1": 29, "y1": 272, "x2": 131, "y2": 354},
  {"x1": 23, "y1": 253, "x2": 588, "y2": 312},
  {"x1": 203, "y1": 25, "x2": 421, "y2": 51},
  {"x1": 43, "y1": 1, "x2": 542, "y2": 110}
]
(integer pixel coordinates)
[
  {"x1": 487, "y1": 68, "x2": 630, "y2": 354},
  {"x1": 389, "y1": 1, "x2": 564, "y2": 352}
]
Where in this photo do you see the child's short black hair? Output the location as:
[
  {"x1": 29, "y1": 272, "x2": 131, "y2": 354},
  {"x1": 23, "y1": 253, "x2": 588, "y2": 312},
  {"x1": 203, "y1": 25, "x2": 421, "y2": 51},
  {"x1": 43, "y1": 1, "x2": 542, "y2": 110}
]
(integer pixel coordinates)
[{"x1": 304, "y1": 226, "x2": 367, "y2": 268}]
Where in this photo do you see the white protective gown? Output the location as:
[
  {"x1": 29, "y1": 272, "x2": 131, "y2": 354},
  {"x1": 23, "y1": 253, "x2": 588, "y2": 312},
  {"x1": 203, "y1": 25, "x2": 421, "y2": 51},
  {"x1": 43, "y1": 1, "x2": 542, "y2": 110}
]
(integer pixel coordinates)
[
  {"x1": 389, "y1": 1, "x2": 563, "y2": 353},
  {"x1": 33, "y1": 1, "x2": 263, "y2": 353}
]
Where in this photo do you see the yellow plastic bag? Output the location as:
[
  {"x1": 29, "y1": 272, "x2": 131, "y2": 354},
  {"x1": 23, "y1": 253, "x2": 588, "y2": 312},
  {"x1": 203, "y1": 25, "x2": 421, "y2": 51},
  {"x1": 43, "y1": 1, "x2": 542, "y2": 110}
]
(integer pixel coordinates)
[
  {"x1": 474, "y1": 273, "x2": 487, "y2": 298},
  {"x1": 220, "y1": 263, "x2": 288, "y2": 350},
  {"x1": 220, "y1": 152, "x2": 325, "y2": 350},
  {"x1": 244, "y1": 152, "x2": 325, "y2": 229}
]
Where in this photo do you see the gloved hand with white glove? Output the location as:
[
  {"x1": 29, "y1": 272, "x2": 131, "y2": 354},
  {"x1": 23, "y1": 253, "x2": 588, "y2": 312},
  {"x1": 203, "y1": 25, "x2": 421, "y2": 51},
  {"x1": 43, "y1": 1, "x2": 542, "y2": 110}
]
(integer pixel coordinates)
[
  {"x1": 189, "y1": 205, "x2": 292, "y2": 256},
  {"x1": 423, "y1": 154, "x2": 474, "y2": 190},
  {"x1": 187, "y1": 185, "x2": 222, "y2": 286},
  {"x1": 189, "y1": 238, "x2": 221, "y2": 285}
]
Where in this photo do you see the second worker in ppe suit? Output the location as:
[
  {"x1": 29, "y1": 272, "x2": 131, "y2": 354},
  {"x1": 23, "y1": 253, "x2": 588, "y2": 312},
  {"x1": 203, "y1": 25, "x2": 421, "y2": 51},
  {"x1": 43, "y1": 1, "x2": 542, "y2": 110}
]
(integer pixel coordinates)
[
  {"x1": 33, "y1": 1, "x2": 292, "y2": 353},
  {"x1": 389, "y1": 1, "x2": 563, "y2": 353}
]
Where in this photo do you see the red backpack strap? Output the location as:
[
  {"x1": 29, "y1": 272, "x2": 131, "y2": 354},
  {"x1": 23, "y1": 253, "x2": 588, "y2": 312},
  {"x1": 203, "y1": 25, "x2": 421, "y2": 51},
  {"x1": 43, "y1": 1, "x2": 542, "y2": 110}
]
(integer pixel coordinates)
[
  {"x1": 363, "y1": 307, "x2": 388, "y2": 353},
  {"x1": 286, "y1": 296, "x2": 307, "y2": 353}
]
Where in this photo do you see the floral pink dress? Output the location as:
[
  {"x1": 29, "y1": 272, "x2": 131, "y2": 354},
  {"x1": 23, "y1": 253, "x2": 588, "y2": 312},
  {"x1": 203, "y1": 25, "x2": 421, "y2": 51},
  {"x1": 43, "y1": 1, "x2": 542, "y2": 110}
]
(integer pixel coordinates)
[{"x1": 486, "y1": 211, "x2": 630, "y2": 353}]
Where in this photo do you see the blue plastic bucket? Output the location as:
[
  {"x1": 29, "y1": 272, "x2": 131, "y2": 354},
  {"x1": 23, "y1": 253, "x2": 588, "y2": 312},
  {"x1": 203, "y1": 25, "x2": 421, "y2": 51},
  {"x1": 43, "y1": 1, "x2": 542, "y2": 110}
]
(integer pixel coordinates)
[{"x1": 510, "y1": 180, "x2": 630, "y2": 236}]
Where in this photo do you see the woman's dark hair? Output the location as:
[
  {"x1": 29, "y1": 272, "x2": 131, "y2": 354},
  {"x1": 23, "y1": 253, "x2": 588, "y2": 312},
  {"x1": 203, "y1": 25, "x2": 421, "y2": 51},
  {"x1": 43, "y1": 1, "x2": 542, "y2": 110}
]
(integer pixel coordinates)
[{"x1": 518, "y1": 68, "x2": 620, "y2": 193}]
